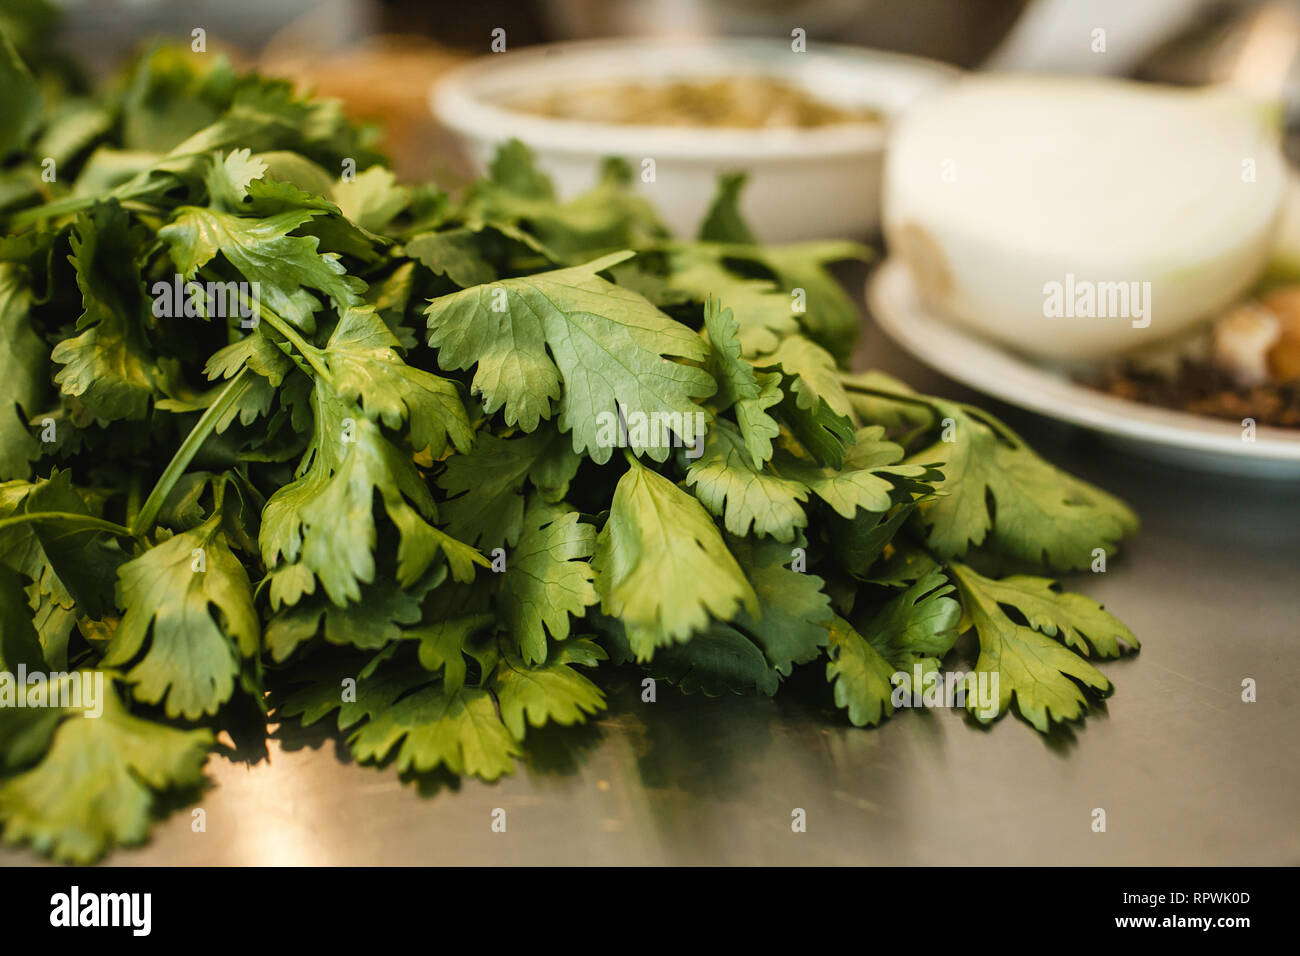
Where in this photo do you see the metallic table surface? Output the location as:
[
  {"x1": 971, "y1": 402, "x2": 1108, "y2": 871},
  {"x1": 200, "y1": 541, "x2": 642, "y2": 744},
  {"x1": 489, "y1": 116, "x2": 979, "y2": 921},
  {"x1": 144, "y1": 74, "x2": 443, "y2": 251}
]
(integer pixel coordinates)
[{"x1": 5, "y1": 271, "x2": 1298, "y2": 867}]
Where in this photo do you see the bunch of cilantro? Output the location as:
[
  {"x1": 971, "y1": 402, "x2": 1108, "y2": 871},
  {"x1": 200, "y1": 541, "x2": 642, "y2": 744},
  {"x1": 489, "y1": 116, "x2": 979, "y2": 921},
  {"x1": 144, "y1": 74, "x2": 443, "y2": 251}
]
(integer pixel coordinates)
[{"x1": 0, "y1": 33, "x2": 1139, "y2": 863}]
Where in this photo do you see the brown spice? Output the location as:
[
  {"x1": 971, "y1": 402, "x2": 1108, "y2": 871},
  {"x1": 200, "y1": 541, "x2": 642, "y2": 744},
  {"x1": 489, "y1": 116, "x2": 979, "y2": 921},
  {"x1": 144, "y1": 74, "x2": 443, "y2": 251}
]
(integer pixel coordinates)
[{"x1": 1092, "y1": 358, "x2": 1300, "y2": 428}]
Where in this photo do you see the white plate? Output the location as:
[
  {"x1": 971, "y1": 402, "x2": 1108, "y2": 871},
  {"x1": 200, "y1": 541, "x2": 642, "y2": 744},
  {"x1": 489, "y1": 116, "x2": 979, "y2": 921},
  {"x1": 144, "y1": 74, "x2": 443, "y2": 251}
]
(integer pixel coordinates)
[{"x1": 867, "y1": 258, "x2": 1300, "y2": 478}]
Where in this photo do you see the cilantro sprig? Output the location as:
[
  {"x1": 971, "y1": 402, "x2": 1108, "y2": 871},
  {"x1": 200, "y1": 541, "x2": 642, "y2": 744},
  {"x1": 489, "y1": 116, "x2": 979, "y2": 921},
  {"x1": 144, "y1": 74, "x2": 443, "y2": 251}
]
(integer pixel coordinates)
[{"x1": 0, "y1": 36, "x2": 1139, "y2": 862}]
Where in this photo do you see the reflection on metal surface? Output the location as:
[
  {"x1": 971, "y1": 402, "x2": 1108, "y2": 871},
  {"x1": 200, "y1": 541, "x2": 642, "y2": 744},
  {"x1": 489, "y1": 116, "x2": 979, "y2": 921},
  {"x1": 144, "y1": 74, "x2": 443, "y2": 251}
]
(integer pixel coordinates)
[{"x1": 222, "y1": 737, "x2": 335, "y2": 866}]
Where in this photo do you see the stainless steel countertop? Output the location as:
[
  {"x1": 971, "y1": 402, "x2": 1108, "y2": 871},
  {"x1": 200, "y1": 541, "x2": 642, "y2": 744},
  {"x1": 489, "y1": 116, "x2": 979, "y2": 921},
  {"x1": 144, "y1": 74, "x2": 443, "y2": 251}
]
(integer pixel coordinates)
[{"x1": 5, "y1": 266, "x2": 1297, "y2": 866}]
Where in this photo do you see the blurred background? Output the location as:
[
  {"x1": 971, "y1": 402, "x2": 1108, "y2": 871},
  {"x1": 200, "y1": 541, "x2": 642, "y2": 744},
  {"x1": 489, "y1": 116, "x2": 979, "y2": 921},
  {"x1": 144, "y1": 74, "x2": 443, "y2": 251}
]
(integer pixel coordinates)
[{"x1": 11, "y1": 0, "x2": 1300, "y2": 179}]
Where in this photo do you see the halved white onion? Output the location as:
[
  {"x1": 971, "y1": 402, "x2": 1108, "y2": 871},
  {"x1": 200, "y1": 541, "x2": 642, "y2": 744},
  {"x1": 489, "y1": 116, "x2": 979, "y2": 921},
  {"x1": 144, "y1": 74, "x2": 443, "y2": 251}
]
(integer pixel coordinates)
[{"x1": 883, "y1": 76, "x2": 1286, "y2": 361}]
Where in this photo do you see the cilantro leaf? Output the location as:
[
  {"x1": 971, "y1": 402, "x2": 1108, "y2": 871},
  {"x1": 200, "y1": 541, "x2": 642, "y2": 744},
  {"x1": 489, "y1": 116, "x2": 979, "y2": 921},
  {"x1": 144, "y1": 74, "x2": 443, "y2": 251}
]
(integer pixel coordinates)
[
  {"x1": 729, "y1": 241, "x2": 871, "y2": 360},
  {"x1": 633, "y1": 620, "x2": 782, "y2": 697},
  {"x1": 702, "y1": 297, "x2": 781, "y2": 466},
  {"x1": 694, "y1": 174, "x2": 869, "y2": 357},
  {"x1": 759, "y1": 334, "x2": 854, "y2": 421},
  {"x1": 52, "y1": 201, "x2": 171, "y2": 421},
  {"x1": 410, "y1": 613, "x2": 494, "y2": 693},
  {"x1": 321, "y1": 306, "x2": 473, "y2": 458},
  {"x1": 0, "y1": 563, "x2": 43, "y2": 670},
  {"x1": 491, "y1": 644, "x2": 606, "y2": 740},
  {"x1": 499, "y1": 501, "x2": 598, "y2": 664},
  {"x1": 102, "y1": 511, "x2": 258, "y2": 719},
  {"x1": 685, "y1": 424, "x2": 926, "y2": 542},
  {"x1": 685, "y1": 420, "x2": 809, "y2": 541},
  {"x1": 405, "y1": 228, "x2": 497, "y2": 288},
  {"x1": 348, "y1": 681, "x2": 520, "y2": 780},
  {"x1": 0, "y1": 478, "x2": 71, "y2": 608},
  {"x1": 264, "y1": 571, "x2": 437, "y2": 662},
  {"x1": 205, "y1": 327, "x2": 294, "y2": 386},
  {"x1": 950, "y1": 562, "x2": 1112, "y2": 730},
  {"x1": 665, "y1": 250, "x2": 799, "y2": 355},
  {"x1": 277, "y1": 654, "x2": 414, "y2": 732},
  {"x1": 204, "y1": 146, "x2": 269, "y2": 210},
  {"x1": 426, "y1": 251, "x2": 714, "y2": 462},
  {"x1": 0, "y1": 264, "x2": 44, "y2": 479},
  {"x1": 437, "y1": 426, "x2": 581, "y2": 550},
  {"x1": 466, "y1": 143, "x2": 667, "y2": 264},
  {"x1": 0, "y1": 30, "x2": 40, "y2": 160},
  {"x1": 773, "y1": 380, "x2": 855, "y2": 469},
  {"x1": 160, "y1": 193, "x2": 364, "y2": 333},
  {"x1": 697, "y1": 172, "x2": 755, "y2": 244},
  {"x1": 782, "y1": 425, "x2": 928, "y2": 519},
  {"x1": 478, "y1": 138, "x2": 554, "y2": 200},
  {"x1": 728, "y1": 534, "x2": 832, "y2": 675},
  {"x1": 282, "y1": 652, "x2": 522, "y2": 781},
  {"x1": 244, "y1": 172, "x2": 383, "y2": 263},
  {"x1": 857, "y1": 569, "x2": 961, "y2": 671},
  {"x1": 906, "y1": 402, "x2": 1137, "y2": 570},
  {"x1": 0, "y1": 682, "x2": 212, "y2": 863},
  {"x1": 22, "y1": 470, "x2": 125, "y2": 620},
  {"x1": 260, "y1": 385, "x2": 482, "y2": 604},
  {"x1": 826, "y1": 615, "x2": 898, "y2": 727},
  {"x1": 950, "y1": 571, "x2": 1138, "y2": 658},
  {"x1": 593, "y1": 457, "x2": 757, "y2": 660},
  {"x1": 334, "y1": 165, "x2": 409, "y2": 233}
]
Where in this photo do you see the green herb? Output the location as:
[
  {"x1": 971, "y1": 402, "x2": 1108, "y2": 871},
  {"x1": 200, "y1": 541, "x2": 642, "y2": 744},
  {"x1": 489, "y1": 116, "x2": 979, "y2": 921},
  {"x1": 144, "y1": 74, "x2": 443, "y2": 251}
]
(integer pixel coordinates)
[{"x1": 0, "y1": 38, "x2": 1139, "y2": 862}]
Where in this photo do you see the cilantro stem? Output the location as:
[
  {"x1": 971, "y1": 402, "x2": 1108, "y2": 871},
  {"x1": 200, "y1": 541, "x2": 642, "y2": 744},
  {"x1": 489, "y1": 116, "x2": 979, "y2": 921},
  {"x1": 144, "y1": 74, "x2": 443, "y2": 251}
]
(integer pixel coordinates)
[
  {"x1": 957, "y1": 403, "x2": 1026, "y2": 447},
  {"x1": 840, "y1": 380, "x2": 1026, "y2": 447},
  {"x1": 130, "y1": 367, "x2": 253, "y2": 537},
  {"x1": 8, "y1": 181, "x2": 161, "y2": 226},
  {"x1": 256, "y1": 307, "x2": 333, "y2": 384},
  {"x1": 0, "y1": 512, "x2": 136, "y2": 539},
  {"x1": 8, "y1": 194, "x2": 99, "y2": 226},
  {"x1": 946, "y1": 561, "x2": 995, "y2": 618},
  {"x1": 125, "y1": 472, "x2": 143, "y2": 529},
  {"x1": 839, "y1": 380, "x2": 942, "y2": 411},
  {"x1": 120, "y1": 200, "x2": 164, "y2": 216},
  {"x1": 9, "y1": 159, "x2": 176, "y2": 226},
  {"x1": 192, "y1": 268, "x2": 333, "y2": 385}
]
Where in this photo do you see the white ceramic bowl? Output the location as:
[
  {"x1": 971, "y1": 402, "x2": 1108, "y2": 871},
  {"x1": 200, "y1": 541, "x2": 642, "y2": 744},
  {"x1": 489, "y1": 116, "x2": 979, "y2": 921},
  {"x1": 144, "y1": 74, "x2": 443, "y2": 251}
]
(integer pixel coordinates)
[{"x1": 431, "y1": 38, "x2": 958, "y2": 242}]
